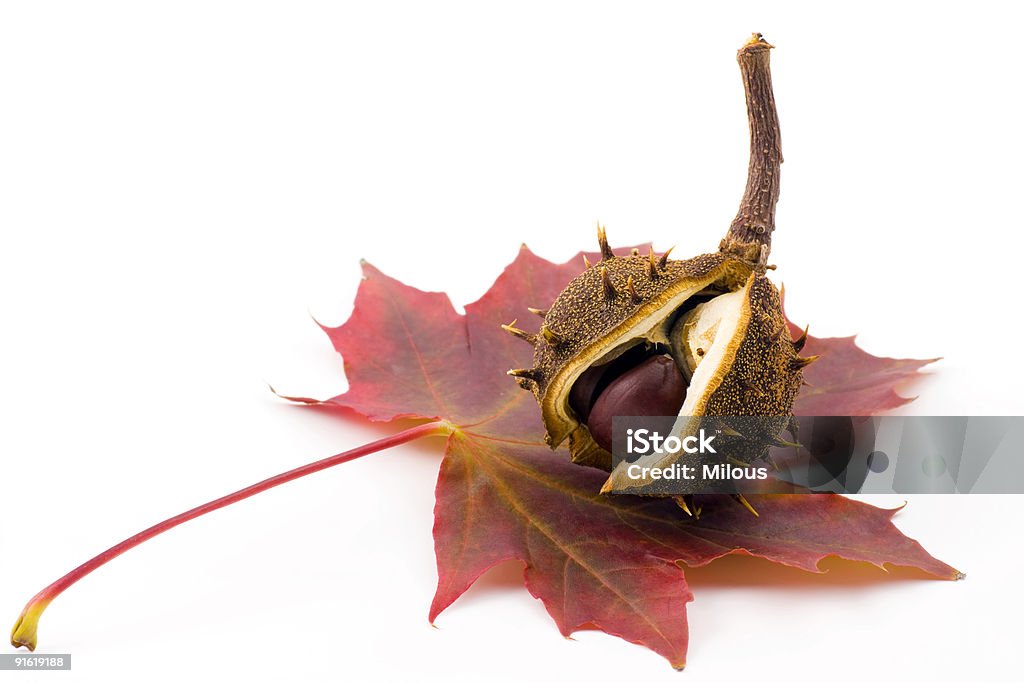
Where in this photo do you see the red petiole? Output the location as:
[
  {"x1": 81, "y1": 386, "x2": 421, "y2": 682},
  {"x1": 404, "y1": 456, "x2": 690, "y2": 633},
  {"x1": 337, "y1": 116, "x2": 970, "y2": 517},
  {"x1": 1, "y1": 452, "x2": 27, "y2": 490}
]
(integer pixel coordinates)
[{"x1": 10, "y1": 419, "x2": 454, "y2": 651}]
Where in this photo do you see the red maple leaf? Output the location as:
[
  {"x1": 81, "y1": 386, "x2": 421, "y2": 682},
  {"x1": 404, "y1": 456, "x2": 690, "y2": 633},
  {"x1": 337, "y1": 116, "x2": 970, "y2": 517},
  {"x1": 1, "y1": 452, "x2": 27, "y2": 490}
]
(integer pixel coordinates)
[
  {"x1": 10, "y1": 245, "x2": 958, "y2": 669},
  {"x1": 313, "y1": 245, "x2": 957, "y2": 668}
]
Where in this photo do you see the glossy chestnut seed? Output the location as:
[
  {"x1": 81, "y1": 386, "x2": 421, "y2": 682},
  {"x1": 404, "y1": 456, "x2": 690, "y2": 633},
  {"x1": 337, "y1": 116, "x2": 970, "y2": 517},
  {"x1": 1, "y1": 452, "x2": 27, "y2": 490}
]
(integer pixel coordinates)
[
  {"x1": 569, "y1": 345, "x2": 654, "y2": 422},
  {"x1": 569, "y1": 363, "x2": 607, "y2": 423},
  {"x1": 587, "y1": 354, "x2": 687, "y2": 452}
]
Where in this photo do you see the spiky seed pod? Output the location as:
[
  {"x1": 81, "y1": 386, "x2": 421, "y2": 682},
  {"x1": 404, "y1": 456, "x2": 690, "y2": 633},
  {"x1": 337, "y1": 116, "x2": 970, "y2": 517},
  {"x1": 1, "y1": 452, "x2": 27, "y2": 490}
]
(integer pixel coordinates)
[{"x1": 505, "y1": 35, "x2": 812, "y2": 488}]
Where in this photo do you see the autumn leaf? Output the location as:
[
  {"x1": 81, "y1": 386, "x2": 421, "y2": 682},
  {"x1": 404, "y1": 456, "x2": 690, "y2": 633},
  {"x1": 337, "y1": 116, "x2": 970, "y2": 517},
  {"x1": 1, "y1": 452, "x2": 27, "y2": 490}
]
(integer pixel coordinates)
[{"x1": 310, "y1": 245, "x2": 958, "y2": 669}]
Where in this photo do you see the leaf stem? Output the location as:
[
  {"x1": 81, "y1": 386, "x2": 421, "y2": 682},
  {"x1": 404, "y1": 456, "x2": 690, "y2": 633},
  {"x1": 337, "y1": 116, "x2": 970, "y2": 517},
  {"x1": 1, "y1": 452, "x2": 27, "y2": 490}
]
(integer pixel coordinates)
[
  {"x1": 10, "y1": 419, "x2": 454, "y2": 651},
  {"x1": 720, "y1": 33, "x2": 783, "y2": 264}
]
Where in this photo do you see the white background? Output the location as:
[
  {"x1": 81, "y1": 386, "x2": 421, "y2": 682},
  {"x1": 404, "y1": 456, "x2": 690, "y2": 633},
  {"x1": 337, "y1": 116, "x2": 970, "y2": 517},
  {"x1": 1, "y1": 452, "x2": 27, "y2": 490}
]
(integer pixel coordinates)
[{"x1": 2, "y1": 1, "x2": 1023, "y2": 681}]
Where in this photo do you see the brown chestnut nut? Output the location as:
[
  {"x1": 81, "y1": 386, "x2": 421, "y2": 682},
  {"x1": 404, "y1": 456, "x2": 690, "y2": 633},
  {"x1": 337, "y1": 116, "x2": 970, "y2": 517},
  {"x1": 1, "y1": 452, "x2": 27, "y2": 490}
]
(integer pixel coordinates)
[
  {"x1": 569, "y1": 363, "x2": 607, "y2": 423},
  {"x1": 587, "y1": 354, "x2": 687, "y2": 452},
  {"x1": 568, "y1": 345, "x2": 650, "y2": 422}
]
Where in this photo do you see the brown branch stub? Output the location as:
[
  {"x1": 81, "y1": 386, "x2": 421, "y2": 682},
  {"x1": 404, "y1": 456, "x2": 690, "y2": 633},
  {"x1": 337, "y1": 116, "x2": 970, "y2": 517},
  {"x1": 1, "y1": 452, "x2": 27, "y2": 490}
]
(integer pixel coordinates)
[{"x1": 720, "y1": 33, "x2": 783, "y2": 264}]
